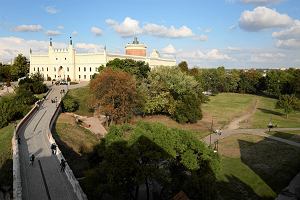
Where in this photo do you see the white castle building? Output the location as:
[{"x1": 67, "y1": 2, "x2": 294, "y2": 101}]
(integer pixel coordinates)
[{"x1": 29, "y1": 37, "x2": 176, "y2": 81}]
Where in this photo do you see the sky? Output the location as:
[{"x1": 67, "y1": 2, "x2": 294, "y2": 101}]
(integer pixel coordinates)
[{"x1": 0, "y1": 0, "x2": 299, "y2": 68}]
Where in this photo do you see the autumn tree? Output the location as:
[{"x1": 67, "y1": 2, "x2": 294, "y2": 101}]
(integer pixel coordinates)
[{"x1": 90, "y1": 68, "x2": 137, "y2": 125}]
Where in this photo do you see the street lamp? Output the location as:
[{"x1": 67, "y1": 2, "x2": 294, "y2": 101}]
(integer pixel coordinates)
[{"x1": 55, "y1": 97, "x2": 58, "y2": 107}]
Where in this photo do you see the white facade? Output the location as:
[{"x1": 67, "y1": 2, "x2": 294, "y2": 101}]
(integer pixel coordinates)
[{"x1": 30, "y1": 38, "x2": 176, "y2": 81}]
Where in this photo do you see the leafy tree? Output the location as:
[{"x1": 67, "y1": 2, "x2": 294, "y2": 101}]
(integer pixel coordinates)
[
  {"x1": 276, "y1": 94, "x2": 298, "y2": 118},
  {"x1": 238, "y1": 70, "x2": 262, "y2": 94},
  {"x1": 144, "y1": 66, "x2": 204, "y2": 123},
  {"x1": 84, "y1": 122, "x2": 219, "y2": 200},
  {"x1": 90, "y1": 68, "x2": 137, "y2": 125},
  {"x1": 106, "y1": 58, "x2": 150, "y2": 79},
  {"x1": 62, "y1": 96, "x2": 79, "y2": 112},
  {"x1": 12, "y1": 54, "x2": 29, "y2": 78},
  {"x1": 178, "y1": 61, "x2": 188, "y2": 72}
]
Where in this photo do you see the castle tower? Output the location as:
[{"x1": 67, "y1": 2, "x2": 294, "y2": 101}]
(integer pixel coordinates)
[{"x1": 125, "y1": 37, "x2": 147, "y2": 57}]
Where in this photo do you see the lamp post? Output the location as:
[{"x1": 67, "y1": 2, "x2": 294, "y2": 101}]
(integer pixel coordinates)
[
  {"x1": 209, "y1": 118, "x2": 214, "y2": 148},
  {"x1": 55, "y1": 97, "x2": 58, "y2": 108}
]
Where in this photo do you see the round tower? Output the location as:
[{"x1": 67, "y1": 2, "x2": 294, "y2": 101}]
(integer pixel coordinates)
[{"x1": 125, "y1": 37, "x2": 147, "y2": 57}]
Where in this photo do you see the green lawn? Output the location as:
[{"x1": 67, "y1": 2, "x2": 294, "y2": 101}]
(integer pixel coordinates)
[
  {"x1": 52, "y1": 113, "x2": 99, "y2": 177},
  {"x1": 244, "y1": 96, "x2": 300, "y2": 128},
  {"x1": 202, "y1": 93, "x2": 257, "y2": 128},
  {"x1": 66, "y1": 86, "x2": 93, "y2": 117},
  {"x1": 0, "y1": 124, "x2": 14, "y2": 188},
  {"x1": 267, "y1": 130, "x2": 300, "y2": 143},
  {"x1": 217, "y1": 133, "x2": 300, "y2": 199}
]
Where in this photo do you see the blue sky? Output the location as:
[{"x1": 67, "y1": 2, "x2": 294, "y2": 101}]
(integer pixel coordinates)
[{"x1": 0, "y1": 0, "x2": 299, "y2": 68}]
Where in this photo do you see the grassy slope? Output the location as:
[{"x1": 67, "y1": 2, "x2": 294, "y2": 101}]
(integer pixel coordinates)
[
  {"x1": 217, "y1": 133, "x2": 300, "y2": 199},
  {"x1": 202, "y1": 93, "x2": 256, "y2": 128},
  {"x1": 66, "y1": 86, "x2": 93, "y2": 117},
  {"x1": 267, "y1": 130, "x2": 300, "y2": 143},
  {"x1": 243, "y1": 96, "x2": 300, "y2": 128},
  {"x1": 53, "y1": 114, "x2": 98, "y2": 177},
  {"x1": 0, "y1": 124, "x2": 14, "y2": 187}
]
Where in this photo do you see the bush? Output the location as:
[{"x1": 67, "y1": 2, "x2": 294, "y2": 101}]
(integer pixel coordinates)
[
  {"x1": 32, "y1": 82, "x2": 48, "y2": 94},
  {"x1": 62, "y1": 96, "x2": 79, "y2": 112},
  {"x1": 47, "y1": 76, "x2": 51, "y2": 81}
]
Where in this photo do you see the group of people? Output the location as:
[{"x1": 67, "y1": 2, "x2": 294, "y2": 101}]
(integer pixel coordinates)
[{"x1": 29, "y1": 143, "x2": 67, "y2": 172}]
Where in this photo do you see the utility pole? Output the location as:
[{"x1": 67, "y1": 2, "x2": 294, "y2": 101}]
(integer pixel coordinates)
[{"x1": 210, "y1": 117, "x2": 214, "y2": 148}]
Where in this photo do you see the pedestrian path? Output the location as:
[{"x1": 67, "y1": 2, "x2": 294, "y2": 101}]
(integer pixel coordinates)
[{"x1": 18, "y1": 85, "x2": 78, "y2": 200}]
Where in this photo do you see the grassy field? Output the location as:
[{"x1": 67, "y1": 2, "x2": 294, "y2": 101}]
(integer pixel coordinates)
[
  {"x1": 202, "y1": 93, "x2": 257, "y2": 128},
  {"x1": 52, "y1": 113, "x2": 99, "y2": 177},
  {"x1": 0, "y1": 124, "x2": 14, "y2": 188},
  {"x1": 267, "y1": 130, "x2": 300, "y2": 143},
  {"x1": 241, "y1": 96, "x2": 300, "y2": 128},
  {"x1": 66, "y1": 86, "x2": 93, "y2": 117},
  {"x1": 217, "y1": 133, "x2": 300, "y2": 199}
]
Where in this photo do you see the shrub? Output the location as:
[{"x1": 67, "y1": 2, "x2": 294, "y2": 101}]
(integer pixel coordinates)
[
  {"x1": 62, "y1": 96, "x2": 79, "y2": 112},
  {"x1": 47, "y1": 76, "x2": 51, "y2": 81}
]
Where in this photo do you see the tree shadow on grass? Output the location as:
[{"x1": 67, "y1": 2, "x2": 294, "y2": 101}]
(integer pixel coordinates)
[
  {"x1": 238, "y1": 138, "x2": 300, "y2": 195},
  {"x1": 217, "y1": 175, "x2": 272, "y2": 200},
  {"x1": 257, "y1": 108, "x2": 284, "y2": 117}
]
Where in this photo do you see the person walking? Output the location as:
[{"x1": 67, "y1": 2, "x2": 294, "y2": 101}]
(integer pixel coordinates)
[
  {"x1": 17, "y1": 135, "x2": 21, "y2": 144},
  {"x1": 51, "y1": 143, "x2": 57, "y2": 155},
  {"x1": 60, "y1": 159, "x2": 66, "y2": 172},
  {"x1": 29, "y1": 154, "x2": 35, "y2": 166}
]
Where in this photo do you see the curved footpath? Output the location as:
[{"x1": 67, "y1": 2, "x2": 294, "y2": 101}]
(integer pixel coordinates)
[{"x1": 17, "y1": 85, "x2": 79, "y2": 200}]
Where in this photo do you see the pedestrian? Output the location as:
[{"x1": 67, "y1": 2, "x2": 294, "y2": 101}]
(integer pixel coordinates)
[
  {"x1": 60, "y1": 159, "x2": 66, "y2": 172},
  {"x1": 51, "y1": 143, "x2": 57, "y2": 154},
  {"x1": 29, "y1": 154, "x2": 35, "y2": 166}
]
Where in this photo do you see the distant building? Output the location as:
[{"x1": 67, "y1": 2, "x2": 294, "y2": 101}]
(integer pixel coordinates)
[{"x1": 29, "y1": 37, "x2": 176, "y2": 81}]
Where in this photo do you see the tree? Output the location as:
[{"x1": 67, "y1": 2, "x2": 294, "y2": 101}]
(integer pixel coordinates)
[
  {"x1": 144, "y1": 66, "x2": 204, "y2": 123},
  {"x1": 178, "y1": 61, "x2": 188, "y2": 72},
  {"x1": 106, "y1": 58, "x2": 150, "y2": 79},
  {"x1": 90, "y1": 68, "x2": 137, "y2": 125},
  {"x1": 276, "y1": 94, "x2": 298, "y2": 118},
  {"x1": 84, "y1": 122, "x2": 219, "y2": 200},
  {"x1": 12, "y1": 54, "x2": 29, "y2": 78},
  {"x1": 62, "y1": 96, "x2": 79, "y2": 112},
  {"x1": 238, "y1": 70, "x2": 262, "y2": 94}
]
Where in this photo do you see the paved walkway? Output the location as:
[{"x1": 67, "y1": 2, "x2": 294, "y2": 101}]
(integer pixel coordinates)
[{"x1": 18, "y1": 85, "x2": 78, "y2": 200}]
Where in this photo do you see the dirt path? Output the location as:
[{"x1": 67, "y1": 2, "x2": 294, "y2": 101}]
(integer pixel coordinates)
[{"x1": 225, "y1": 99, "x2": 258, "y2": 130}]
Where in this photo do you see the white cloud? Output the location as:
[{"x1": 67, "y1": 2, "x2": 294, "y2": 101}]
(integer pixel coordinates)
[
  {"x1": 204, "y1": 28, "x2": 212, "y2": 33},
  {"x1": 14, "y1": 24, "x2": 43, "y2": 32},
  {"x1": 46, "y1": 30, "x2": 62, "y2": 36},
  {"x1": 276, "y1": 39, "x2": 300, "y2": 49},
  {"x1": 241, "y1": 0, "x2": 283, "y2": 5},
  {"x1": 250, "y1": 52, "x2": 286, "y2": 62},
  {"x1": 106, "y1": 17, "x2": 142, "y2": 37},
  {"x1": 0, "y1": 36, "x2": 65, "y2": 63},
  {"x1": 179, "y1": 49, "x2": 233, "y2": 61},
  {"x1": 45, "y1": 6, "x2": 59, "y2": 14},
  {"x1": 72, "y1": 31, "x2": 78, "y2": 36},
  {"x1": 162, "y1": 44, "x2": 176, "y2": 54},
  {"x1": 57, "y1": 25, "x2": 64, "y2": 30},
  {"x1": 193, "y1": 34, "x2": 208, "y2": 41},
  {"x1": 91, "y1": 26, "x2": 103, "y2": 36},
  {"x1": 143, "y1": 23, "x2": 193, "y2": 38},
  {"x1": 106, "y1": 17, "x2": 202, "y2": 39},
  {"x1": 272, "y1": 23, "x2": 300, "y2": 40},
  {"x1": 227, "y1": 46, "x2": 241, "y2": 51},
  {"x1": 75, "y1": 43, "x2": 103, "y2": 52},
  {"x1": 239, "y1": 7, "x2": 293, "y2": 31}
]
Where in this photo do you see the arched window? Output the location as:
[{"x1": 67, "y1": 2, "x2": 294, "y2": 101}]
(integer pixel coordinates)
[
  {"x1": 79, "y1": 67, "x2": 80, "y2": 72},
  {"x1": 84, "y1": 67, "x2": 86, "y2": 72},
  {"x1": 34, "y1": 67, "x2": 35, "y2": 71},
  {"x1": 67, "y1": 67, "x2": 69, "y2": 72},
  {"x1": 90, "y1": 67, "x2": 91, "y2": 72},
  {"x1": 54, "y1": 67, "x2": 56, "y2": 72},
  {"x1": 47, "y1": 67, "x2": 48, "y2": 71}
]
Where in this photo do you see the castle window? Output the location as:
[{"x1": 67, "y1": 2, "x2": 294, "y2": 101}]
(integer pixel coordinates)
[
  {"x1": 37, "y1": 67, "x2": 39, "y2": 71},
  {"x1": 56, "y1": 58, "x2": 58, "y2": 60},
  {"x1": 42, "y1": 67, "x2": 44, "y2": 71},
  {"x1": 79, "y1": 75, "x2": 81, "y2": 79},
  {"x1": 67, "y1": 75, "x2": 69, "y2": 78},
  {"x1": 84, "y1": 67, "x2": 86, "y2": 72},
  {"x1": 95, "y1": 67, "x2": 98, "y2": 72},
  {"x1": 90, "y1": 67, "x2": 91, "y2": 72},
  {"x1": 47, "y1": 67, "x2": 48, "y2": 71},
  {"x1": 34, "y1": 67, "x2": 35, "y2": 71},
  {"x1": 54, "y1": 67, "x2": 56, "y2": 72},
  {"x1": 67, "y1": 67, "x2": 69, "y2": 72},
  {"x1": 65, "y1": 58, "x2": 66, "y2": 60},
  {"x1": 79, "y1": 67, "x2": 80, "y2": 72},
  {"x1": 84, "y1": 75, "x2": 86, "y2": 79},
  {"x1": 55, "y1": 75, "x2": 56, "y2": 78}
]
